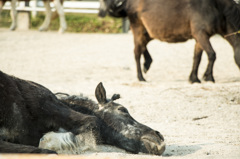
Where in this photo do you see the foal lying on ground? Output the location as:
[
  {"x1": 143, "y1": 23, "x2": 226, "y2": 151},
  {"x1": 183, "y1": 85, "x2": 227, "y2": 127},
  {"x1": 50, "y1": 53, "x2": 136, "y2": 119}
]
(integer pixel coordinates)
[{"x1": 0, "y1": 71, "x2": 165, "y2": 155}]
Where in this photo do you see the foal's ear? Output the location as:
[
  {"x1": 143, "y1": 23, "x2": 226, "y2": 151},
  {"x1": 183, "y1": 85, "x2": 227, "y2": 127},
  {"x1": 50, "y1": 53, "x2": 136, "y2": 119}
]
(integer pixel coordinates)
[
  {"x1": 111, "y1": 94, "x2": 120, "y2": 101},
  {"x1": 95, "y1": 82, "x2": 107, "y2": 104}
]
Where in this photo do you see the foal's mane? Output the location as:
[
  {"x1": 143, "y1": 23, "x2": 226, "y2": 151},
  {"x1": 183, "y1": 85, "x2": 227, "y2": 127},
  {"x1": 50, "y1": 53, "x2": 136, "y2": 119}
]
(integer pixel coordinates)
[
  {"x1": 220, "y1": 0, "x2": 240, "y2": 30},
  {"x1": 55, "y1": 93, "x2": 98, "y2": 115}
]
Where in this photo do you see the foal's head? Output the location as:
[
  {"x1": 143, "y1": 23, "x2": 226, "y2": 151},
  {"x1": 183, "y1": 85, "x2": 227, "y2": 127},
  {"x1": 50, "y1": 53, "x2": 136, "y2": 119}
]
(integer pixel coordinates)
[{"x1": 94, "y1": 83, "x2": 165, "y2": 155}]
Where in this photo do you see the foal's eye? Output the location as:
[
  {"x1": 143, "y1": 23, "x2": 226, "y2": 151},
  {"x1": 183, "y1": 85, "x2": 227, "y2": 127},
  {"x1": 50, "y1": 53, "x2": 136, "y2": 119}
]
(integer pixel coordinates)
[{"x1": 118, "y1": 107, "x2": 128, "y2": 113}]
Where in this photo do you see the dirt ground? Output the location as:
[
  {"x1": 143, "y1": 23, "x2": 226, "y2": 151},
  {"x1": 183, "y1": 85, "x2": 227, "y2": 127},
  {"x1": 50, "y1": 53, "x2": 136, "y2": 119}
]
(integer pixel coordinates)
[{"x1": 0, "y1": 28, "x2": 240, "y2": 158}]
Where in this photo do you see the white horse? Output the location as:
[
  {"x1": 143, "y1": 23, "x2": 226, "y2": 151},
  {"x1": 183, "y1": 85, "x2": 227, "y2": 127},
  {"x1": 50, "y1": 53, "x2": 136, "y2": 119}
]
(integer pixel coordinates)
[{"x1": 0, "y1": 0, "x2": 67, "y2": 33}]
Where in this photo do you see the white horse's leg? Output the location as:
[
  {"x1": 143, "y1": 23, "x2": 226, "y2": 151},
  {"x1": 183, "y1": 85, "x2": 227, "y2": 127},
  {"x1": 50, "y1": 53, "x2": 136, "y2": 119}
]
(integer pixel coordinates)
[
  {"x1": 10, "y1": 0, "x2": 17, "y2": 30},
  {"x1": 53, "y1": 0, "x2": 67, "y2": 33},
  {"x1": 0, "y1": 1, "x2": 6, "y2": 15},
  {"x1": 39, "y1": 0, "x2": 52, "y2": 31}
]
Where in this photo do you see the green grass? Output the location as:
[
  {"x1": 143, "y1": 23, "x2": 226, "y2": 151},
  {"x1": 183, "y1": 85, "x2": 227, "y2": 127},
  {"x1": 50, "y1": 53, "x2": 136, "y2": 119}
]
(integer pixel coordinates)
[{"x1": 0, "y1": 10, "x2": 122, "y2": 33}]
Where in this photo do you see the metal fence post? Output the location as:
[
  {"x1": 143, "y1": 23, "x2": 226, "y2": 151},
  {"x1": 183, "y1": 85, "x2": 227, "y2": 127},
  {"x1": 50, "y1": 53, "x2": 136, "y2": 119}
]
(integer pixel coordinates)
[{"x1": 122, "y1": 17, "x2": 130, "y2": 33}]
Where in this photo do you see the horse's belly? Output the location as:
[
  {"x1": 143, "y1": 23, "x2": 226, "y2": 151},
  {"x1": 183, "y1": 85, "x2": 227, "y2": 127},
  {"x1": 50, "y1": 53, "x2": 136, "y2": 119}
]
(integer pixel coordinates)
[
  {"x1": 151, "y1": 30, "x2": 192, "y2": 43},
  {"x1": 139, "y1": 0, "x2": 192, "y2": 42},
  {"x1": 141, "y1": 17, "x2": 192, "y2": 43}
]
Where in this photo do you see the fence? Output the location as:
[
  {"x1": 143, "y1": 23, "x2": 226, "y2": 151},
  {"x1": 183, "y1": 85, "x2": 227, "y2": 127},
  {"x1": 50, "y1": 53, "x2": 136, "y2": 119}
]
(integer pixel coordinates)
[{"x1": 2, "y1": 0, "x2": 130, "y2": 33}]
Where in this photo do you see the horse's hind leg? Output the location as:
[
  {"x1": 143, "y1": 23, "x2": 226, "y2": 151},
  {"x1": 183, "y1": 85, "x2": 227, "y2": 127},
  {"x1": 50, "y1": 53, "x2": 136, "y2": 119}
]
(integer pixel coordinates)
[
  {"x1": 39, "y1": 0, "x2": 52, "y2": 31},
  {"x1": 189, "y1": 42, "x2": 203, "y2": 83},
  {"x1": 143, "y1": 33, "x2": 152, "y2": 73},
  {"x1": 10, "y1": 0, "x2": 17, "y2": 30},
  {"x1": 131, "y1": 22, "x2": 152, "y2": 81},
  {"x1": 53, "y1": 0, "x2": 67, "y2": 33},
  {"x1": 143, "y1": 49, "x2": 152, "y2": 73},
  {"x1": 195, "y1": 34, "x2": 216, "y2": 82}
]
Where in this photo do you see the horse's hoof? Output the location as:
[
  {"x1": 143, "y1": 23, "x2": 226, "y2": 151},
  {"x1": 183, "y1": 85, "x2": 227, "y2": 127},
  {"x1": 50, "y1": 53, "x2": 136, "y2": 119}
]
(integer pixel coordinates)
[
  {"x1": 138, "y1": 76, "x2": 146, "y2": 82},
  {"x1": 189, "y1": 75, "x2": 201, "y2": 83},
  {"x1": 189, "y1": 79, "x2": 201, "y2": 84},
  {"x1": 39, "y1": 27, "x2": 48, "y2": 32},
  {"x1": 58, "y1": 28, "x2": 66, "y2": 34},
  {"x1": 143, "y1": 62, "x2": 151, "y2": 73},
  {"x1": 203, "y1": 75, "x2": 215, "y2": 83},
  {"x1": 9, "y1": 25, "x2": 17, "y2": 31},
  {"x1": 143, "y1": 67, "x2": 147, "y2": 73}
]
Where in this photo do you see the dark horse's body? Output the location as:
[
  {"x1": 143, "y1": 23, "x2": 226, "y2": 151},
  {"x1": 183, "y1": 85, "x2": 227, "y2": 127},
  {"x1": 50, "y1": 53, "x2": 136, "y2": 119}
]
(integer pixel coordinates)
[
  {"x1": 99, "y1": 0, "x2": 240, "y2": 83},
  {"x1": 0, "y1": 71, "x2": 165, "y2": 155}
]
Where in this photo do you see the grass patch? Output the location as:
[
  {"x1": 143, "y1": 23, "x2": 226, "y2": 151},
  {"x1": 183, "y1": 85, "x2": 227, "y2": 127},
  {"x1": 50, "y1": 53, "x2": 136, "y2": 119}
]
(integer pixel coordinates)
[{"x1": 0, "y1": 10, "x2": 122, "y2": 33}]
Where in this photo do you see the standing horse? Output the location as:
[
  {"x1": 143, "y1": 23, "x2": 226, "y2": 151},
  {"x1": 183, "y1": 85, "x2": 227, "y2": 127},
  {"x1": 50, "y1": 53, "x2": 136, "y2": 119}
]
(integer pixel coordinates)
[
  {"x1": 99, "y1": 0, "x2": 240, "y2": 83},
  {"x1": 0, "y1": 0, "x2": 67, "y2": 33}
]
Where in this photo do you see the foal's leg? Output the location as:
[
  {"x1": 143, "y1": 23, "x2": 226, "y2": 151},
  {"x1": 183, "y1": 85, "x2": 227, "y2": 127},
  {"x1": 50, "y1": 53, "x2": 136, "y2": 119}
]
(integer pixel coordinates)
[
  {"x1": 195, "y1": 34, "x2": 216, "y2": 82},
  {"x1": 0, "y1": 140, "x2": 57, "y2": 154},
  {"x1": 10, "y1": 0, "x2": 17, "y2": 30},
  {"x1": 53, "y1": 0, "x2": 67, "y2": 33},
  {"x1": 39, "y1": 0, "x2": 52, "y2": 31},
  {"x1": 189, "y1": 42, "x2": 203, "y2": 83}
]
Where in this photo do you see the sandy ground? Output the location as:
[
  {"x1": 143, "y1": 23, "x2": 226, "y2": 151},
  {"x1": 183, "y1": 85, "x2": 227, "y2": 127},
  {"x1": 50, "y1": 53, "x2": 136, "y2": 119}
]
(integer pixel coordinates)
[{"x1": 0, "y1": 28, "x2": 240, "y2": 158}]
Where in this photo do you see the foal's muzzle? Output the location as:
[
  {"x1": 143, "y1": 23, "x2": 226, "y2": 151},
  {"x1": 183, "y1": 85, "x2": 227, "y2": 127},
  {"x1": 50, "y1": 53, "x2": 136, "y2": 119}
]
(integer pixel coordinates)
[{"x1": 140, "y1": 131, "x2": 166, "y2": 155}]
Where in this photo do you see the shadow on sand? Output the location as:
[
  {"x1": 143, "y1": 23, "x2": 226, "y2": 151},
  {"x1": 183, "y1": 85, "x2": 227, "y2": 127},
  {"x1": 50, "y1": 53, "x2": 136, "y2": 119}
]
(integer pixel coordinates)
[{"x1": 162, "y1": 144, "x2": 202, "y2": 157}]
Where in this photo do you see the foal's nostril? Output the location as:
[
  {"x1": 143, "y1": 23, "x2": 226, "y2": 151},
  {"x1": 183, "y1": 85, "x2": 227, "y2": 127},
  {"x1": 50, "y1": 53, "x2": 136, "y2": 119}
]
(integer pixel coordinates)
[{"x1": 155, "y1": 131, "x2": 164, "y2": 141}]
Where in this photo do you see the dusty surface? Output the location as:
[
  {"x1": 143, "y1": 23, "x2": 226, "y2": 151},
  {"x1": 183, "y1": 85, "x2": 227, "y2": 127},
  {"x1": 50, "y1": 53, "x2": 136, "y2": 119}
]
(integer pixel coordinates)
[{"x1": 0, "y1": 28, "x2": 240, "y2": 158}]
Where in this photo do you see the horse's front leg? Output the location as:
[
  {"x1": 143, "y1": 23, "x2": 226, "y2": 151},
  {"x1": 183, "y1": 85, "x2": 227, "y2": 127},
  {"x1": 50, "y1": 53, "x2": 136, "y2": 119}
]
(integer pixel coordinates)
[
  {"x1": 195, "y1": 33, "x2": 216, "y2": 82},
  {"x1": 53, "y1": 0, "x2": 67, "y2": 33},
  {"x1": 189, "y1": 42, "x2": 203, "y2": 83},
  {"x1": 10, "y1": 0, "x2": 17, "y2": 30},
  {"x1": 134, "y1": 44, "x2": 145, "y2": 81},
  {"x1": 39, "y1": 0, "x2": 52, "y2": 31}
]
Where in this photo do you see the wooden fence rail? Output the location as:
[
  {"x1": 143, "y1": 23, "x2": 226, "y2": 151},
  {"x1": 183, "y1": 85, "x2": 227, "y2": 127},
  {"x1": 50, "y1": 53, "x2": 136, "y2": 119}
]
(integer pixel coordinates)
[{"x1": 2, "y1": 0, "x2": 130, "y2": 33}]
